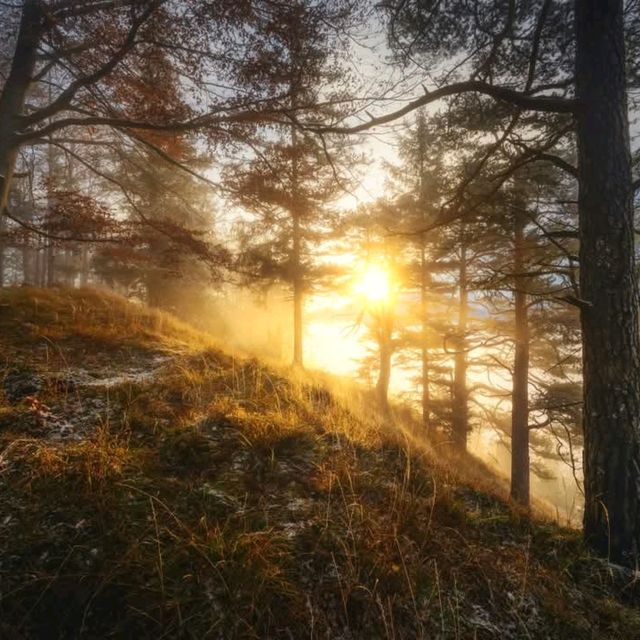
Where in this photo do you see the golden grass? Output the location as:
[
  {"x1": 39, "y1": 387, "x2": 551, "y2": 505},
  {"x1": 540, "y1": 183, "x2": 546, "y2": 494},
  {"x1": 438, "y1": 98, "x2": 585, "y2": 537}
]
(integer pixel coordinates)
[
  {"x1": 0, "y1": 287, "x2": 638, "y2": 639},
  {"x1": 0, "y1": 286, "x2": 216, "y2": 356}
]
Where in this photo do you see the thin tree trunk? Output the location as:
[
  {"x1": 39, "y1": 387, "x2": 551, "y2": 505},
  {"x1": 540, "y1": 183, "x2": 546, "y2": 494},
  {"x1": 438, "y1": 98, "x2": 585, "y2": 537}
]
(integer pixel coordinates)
[
  {"x1": 0, "y1": 213, "x2": 6, "y2": 287},
  {"x1": 21, "y1": 241, "x2": 34, "y2": 285},
  {"x1": 39, "y1": 240, "x2": 47, "y2": 287},
  {"x1": 575, "y1": 0, "x2": 640, "y2": 564},
  {"x1": 376, "y1": 310, "x2": 393, "y2": 414},
  {"x1": 292, "y1": 219, "x2": 304, "y2": 368},
  {"x1": 421, "y1": 236, "x2": 432, "y2": 432},
  {"x1": 80, "y1": 245, "x2": 89, "y2": 287},
  {"x1": 417, "y1": 120, "x2": 432, "y2": 433},
  {"x1": 510, "y1": 205, "x2": 530, "y2": 507},
  {"x1": 35, "y1": 236, "x2": 43, "y2": 286},
  {"x1": 290, "y1": 123, "x2": 304, "y2": 368},
  {"x1": 46, "y1": 243, "x2": 55, "y2": 287},
  {"x1": 45, "y1": 111, "x2": 58, "y2": 289},
  {"x1": 452, "y1": 229, "x2": 469, "y2": 450}
]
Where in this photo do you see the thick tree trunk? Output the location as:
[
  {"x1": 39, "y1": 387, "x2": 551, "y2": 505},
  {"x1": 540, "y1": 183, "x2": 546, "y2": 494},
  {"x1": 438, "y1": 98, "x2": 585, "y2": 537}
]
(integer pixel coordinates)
[
  {"x1": 0, "y1": 1, "x2": 41, "y2": 285},
  {"x1": 452, "y1": 231, "x2": 469, "y2": 450},
  {"x1": 575, "y1": 0, "x2": 640, "y2": 564},
  {"x1": 510, "y1": 206, "x2": 530, "y2": 507},
  {"x1": 0, "y1": 0, "x2": 41, "y2": 212}
]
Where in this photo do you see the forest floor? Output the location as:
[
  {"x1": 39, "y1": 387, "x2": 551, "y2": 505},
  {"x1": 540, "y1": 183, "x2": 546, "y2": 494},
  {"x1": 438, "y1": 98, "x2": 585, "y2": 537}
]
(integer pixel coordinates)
[{"x1": 0, "y1": 287, "x2": 638, "y2": 639}]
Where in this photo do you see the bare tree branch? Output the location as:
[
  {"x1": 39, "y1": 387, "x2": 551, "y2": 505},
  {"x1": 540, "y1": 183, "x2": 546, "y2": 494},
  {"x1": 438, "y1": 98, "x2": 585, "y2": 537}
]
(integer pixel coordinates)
[{"x1": 307, "y1": 80, "x2": 577, "y2": 134}]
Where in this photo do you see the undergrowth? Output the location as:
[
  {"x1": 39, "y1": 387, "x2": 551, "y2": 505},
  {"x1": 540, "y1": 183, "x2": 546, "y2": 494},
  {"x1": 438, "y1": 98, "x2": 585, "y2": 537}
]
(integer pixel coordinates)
[{"x1": 0, "y1": 287, "x2": 638, "y2": 639}]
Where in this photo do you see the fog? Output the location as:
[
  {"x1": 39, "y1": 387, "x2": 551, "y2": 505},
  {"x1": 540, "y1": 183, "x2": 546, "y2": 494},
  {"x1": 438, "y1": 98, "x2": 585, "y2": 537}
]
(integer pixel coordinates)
[{"x1": 185, "y1": 283, "x2": 584, "y2": 527}]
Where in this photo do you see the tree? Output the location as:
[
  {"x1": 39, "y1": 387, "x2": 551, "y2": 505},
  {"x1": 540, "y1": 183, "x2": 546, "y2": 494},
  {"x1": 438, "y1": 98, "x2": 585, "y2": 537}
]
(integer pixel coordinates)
[
  {"x1": 311, "y1": 0, "x2": 640, "y2": 565},
  {"x1": 392, "y1": 111, "x2": 447, "y2": 434},
  {"x1": 482, "y1": 173, "x2": 580, "y2": 508},
  {"x1": 1, "y1": 2, "x2": 238, "y2": 293},
  {"x1": 227, "y1": 0, "x2": 354, "y2": 368},
  {"x1": 349, "y1": 201, "x2": 403, "y2": 415},
  {"x1": 0, "y1": 0, "x2": 306, "y2": 239}
]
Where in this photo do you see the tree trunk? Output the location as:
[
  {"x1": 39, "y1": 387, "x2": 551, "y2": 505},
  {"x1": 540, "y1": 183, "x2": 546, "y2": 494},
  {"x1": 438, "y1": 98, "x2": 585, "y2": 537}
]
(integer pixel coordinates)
[
  {"x1": 46, "y1": 243, "x2": 55, "y2": 287},
  {"x1": 290, "y1": 120, "x2": 304, "y2": 368},
  {"x1": 35, "y1": 236, "x2": 43, "y2": 286},
  {"x1": 575, "y1": 0, "x2": 640, "y2": 564},
  {"x1": 0, "y1": 1, "x2": 41, "y2": 285},
  {"x1": 0, "y1": 213, "x2": 6, "y2": 287},
  {"x1": 292, "y1": 210, "x2": 304, "y2": 367},
  {"x1": 21, "y1": 240, "x2": 36, "y2": 285},
  {"x1": 417, "y1": 122, "x2": 432, "y2": 433},
  {"x1": 80, "y1": 245, "x2": 90, "y2": 287},
  {"x1": 0, "y1": 0, "x2": 41, "y2": 212},
  {"x1": 452, "y1": 229, "x2": 469, "y2": 450},
  {"x1": 421, "y1": 236, "x2": 432, "y2": 432},
  {"x1": 376, "y1": 310, "x2": 393, "y2": 414},
  {"x1": 510, "y1": 205, "x2": 530, "y2": 507}
]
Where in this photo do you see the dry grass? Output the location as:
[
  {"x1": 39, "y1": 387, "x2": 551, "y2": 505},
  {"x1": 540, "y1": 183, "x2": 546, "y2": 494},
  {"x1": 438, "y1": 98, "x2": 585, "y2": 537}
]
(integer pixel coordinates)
[
  {"x1": 0, "y1": 286, "x2": 214, "y2": 360},
  {"x1": 0, "y1": 287, "x2": 638, "y2": 639}
]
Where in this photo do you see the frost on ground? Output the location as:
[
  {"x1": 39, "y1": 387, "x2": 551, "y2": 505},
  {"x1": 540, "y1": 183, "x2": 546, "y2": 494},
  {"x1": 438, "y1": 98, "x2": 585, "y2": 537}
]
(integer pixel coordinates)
[{"x1": 1, "y1": 353, "x2": 173, "y2": 441}]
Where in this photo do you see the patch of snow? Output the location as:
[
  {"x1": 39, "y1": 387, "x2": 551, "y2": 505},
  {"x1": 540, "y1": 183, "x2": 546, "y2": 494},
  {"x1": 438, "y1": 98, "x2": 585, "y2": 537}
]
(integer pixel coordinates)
[
  {"x1": 280, "y1": 520, "x2": 312, "y2": 539},
  {"x1": 52, "y1": 355, "x2": 170, "y2": 390},
  {"x1": 286, "y1": 497, "x2": 313, "y2": 513},
  {"x1": 466, "y1": 604, "x2": 501, "y2": 634},
  {"x1": 81, "y1": 369, "x2": 158, "y2": 388},
  {"x1": 201, "y1": 483, "x2": 238, "y2": 507}
]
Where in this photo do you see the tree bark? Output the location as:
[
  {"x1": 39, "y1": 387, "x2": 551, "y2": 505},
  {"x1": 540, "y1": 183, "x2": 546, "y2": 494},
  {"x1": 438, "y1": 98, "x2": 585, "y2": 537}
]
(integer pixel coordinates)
[
  {"x1": 576, "y1": 0, "x2": 640, "y2": 564},
  {"x1": 510, "y1": 205, "x2": 530, "y2": 507},
  {"x1": 452, "y1": 228, "x2": 469, "y2": 450}
]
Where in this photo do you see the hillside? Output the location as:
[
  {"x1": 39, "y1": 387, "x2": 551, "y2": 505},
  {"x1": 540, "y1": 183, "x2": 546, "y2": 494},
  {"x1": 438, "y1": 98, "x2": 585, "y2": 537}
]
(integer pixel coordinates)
[{"x1": 0, "y1": 288, "x2": 638, "y2": 639}]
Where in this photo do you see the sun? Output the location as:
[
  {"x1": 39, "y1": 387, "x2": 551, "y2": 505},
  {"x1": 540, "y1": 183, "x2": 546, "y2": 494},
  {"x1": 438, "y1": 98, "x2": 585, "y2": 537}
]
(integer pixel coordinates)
[{"x1": 354, "y1": 263, "x2": 394, "y2": 305}]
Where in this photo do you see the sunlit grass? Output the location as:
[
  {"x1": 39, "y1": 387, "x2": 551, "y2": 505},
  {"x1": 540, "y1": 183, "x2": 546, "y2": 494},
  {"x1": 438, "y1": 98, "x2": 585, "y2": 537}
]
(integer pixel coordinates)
[
  {"x1": 0, "y1": 288, "x2": 637, "y2": 639},
  {"x1": 0, "y1": 286, "x2": 216, "y2": 356}
]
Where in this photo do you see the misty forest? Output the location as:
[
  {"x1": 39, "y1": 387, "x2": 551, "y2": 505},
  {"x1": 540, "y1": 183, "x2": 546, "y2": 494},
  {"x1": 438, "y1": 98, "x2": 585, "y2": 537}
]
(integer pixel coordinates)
[{"x1": 1, "y1": 1, "x2": 640, "y2": 638}]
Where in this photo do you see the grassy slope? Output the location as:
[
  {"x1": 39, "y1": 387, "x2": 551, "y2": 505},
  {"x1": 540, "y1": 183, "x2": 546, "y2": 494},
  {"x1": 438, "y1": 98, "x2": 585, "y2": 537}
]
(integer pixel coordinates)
[{"x1": 0, "y1": 287, "x2": 638, "y2": 640}]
